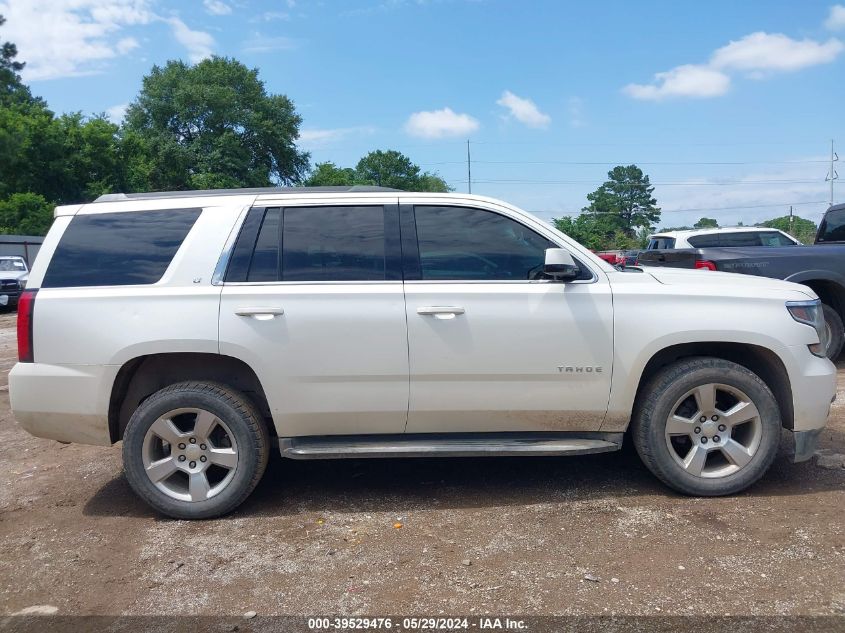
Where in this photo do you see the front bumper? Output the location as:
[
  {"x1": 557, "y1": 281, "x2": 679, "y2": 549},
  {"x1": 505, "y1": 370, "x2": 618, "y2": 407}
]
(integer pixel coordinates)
[
  {"x1": 788, "y1": 428, "x2": 824, "y2": 463},
  {"x1": 0, "y1": 289, "x2": 21, "y2": 307},
  {"x1": 787, "y1": 344, "x2": 837, "y2": 432}
]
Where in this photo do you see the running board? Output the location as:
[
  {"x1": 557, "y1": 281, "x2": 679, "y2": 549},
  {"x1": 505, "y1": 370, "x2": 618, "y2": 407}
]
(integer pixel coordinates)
[{"x1": 279, "y1": 433, "x2": 623, "y2": 460}]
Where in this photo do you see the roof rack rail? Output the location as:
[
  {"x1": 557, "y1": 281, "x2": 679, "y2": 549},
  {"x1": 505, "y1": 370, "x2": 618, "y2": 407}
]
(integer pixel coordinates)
[{"x1": 94, "y1": 185, "x2": 401, "y2": 203}]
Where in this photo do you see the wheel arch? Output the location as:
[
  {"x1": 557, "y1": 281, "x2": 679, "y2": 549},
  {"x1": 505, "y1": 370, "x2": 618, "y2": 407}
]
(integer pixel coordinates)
[
  {"x1": 109, "y1": 352, "x2": 273, "y2": 443},
  {"x1": 784, "y1": 272, "x2": 845, "y2": 315},
  {"x1": 632, "y1": 342, "x2": 794, "y2": 430}
]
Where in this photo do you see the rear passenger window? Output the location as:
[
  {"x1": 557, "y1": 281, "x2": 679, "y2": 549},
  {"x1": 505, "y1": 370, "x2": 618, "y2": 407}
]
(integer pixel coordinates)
[
  {"x1": 282, "y1": 206, "x2": 385, "y2": 281},
  {"x1": 228, "y1": 206, "x2": 388, "y2": 282},
  {"x1": 42, "y1": 209, "x2": 200, "y2": 288}
]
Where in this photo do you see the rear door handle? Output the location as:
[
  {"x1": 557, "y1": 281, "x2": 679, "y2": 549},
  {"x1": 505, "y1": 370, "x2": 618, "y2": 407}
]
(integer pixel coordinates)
[
  {"x1": 417, "y1": 306, "x2": 465, "y2": 320},
  {"x1": 235, "y1": 307, "x2": 284, "y2": 321}
]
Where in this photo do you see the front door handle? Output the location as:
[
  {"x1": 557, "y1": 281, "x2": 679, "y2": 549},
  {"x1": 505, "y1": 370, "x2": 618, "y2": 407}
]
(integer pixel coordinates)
[
  {"x1": 417, "y1": 306, "x2": 465, "y2": 320},
  {"x1": 235, "y1": 307, "x2": 284, "y2": 321}
]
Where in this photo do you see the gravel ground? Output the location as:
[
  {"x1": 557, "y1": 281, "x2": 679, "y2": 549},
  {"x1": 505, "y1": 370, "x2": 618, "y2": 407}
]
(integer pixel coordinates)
[{"x1": 0, "y1": 311, "x2": 843, "y2": 618}]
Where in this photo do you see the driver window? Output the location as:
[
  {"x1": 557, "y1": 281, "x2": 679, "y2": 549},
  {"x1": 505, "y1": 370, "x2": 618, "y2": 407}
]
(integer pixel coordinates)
[{"x1": 414, "y1": 206, "x2": 584, "y2": 281}]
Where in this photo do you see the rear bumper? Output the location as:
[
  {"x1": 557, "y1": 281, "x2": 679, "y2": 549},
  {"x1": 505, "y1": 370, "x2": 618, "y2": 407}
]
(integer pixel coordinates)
[{"x1": 9, "y1": 362, "x2": 117, "y2": 446}]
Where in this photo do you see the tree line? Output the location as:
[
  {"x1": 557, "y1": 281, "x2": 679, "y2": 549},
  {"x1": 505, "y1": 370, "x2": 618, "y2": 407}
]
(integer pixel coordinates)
[
  {"x1": 0, "y1": 15, "x2": 818, "y2": 246},
  {"x1": 0, "y1": 14, "x2": 448, "y2": 235}
]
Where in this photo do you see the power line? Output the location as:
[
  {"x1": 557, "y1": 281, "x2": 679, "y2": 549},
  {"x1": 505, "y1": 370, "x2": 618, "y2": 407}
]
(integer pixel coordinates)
[
  {"x1": 540, "y1": 200, "x2": 829, "y2": 216},
  {"x1": 422, "y1": 159, "x2": 828, "y2": 166},
  {"x1": 448, "y1": 179, "x2": 820, "y2": 186},
  {"x1": 826, "y1": 139, "x2": 839, "y2": 206}
]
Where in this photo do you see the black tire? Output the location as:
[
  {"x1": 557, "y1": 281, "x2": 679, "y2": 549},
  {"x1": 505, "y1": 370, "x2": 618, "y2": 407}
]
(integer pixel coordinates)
[
  {"x1": 632, "y1": 358, "x2": 781, "y2": 496},
  {"x1": 123, "y1": 381, "x2": 269, "y2": 519},
  {"x1": 822, "y1": 303, "x2": 844, "y2": 360}
]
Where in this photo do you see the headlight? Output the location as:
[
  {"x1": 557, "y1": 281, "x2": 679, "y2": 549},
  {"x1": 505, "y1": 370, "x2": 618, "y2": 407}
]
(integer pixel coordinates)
[{"x1": 786, "y1": 299, "x2": 828, "y2": 357}]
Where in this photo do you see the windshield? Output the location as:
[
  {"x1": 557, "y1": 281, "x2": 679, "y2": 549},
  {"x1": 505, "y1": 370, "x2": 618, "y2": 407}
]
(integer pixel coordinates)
[{"x1": 0, "y1": 259, "x2": 26, "y2": 271}]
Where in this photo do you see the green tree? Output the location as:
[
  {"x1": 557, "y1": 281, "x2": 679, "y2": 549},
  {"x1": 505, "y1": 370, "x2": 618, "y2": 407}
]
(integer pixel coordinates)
[
  {"x1": 123, "y1": 57, "x2": 310, "y2": 191},
  {"x1": 582, "y1": 165, "x2": 660, "y2": 238},
  {"x1": 0, "y1": 193, "x2": 53, "y2": 235},
  {"x1": 355, "y1": 149, "x2": 450, "y2": 191},
  {"x1": 306, "y1": 150, "x2": 451, "y2": 192},
  {"x1": 694, "y1": 217, "x2": 718, "y2": 228},
  {"x1": 305, "y1": 162, "x2": 356, "y2": 186},
  {"x1": 0, "y1": 14, "x2": 35, "y2": 108},
  {"x1": 758, "y1": 215, "x2": 817, "y2": 244},
  {"x1": 553, "y1": 213, "x2": 643, "y2": 251}
]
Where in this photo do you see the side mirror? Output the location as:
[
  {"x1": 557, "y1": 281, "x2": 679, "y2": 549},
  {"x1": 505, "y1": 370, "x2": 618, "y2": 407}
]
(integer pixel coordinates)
[{"x1": 544, "y1": 248, "x2": 579, "y2": 281}]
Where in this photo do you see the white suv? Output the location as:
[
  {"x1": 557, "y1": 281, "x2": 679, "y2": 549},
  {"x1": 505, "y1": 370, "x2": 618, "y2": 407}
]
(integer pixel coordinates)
[
  {"x1": 647, "y1": 227, "x2": 801, "y2": 250},
  {"x1": 10, "y1": 187, "x2": 836, "y2": 519}
]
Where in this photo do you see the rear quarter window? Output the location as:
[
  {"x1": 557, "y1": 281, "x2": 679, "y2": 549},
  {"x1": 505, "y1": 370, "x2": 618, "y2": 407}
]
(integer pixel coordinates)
[
  {"x1": 686, "y1": 234, "x2": 722, "y2": 248},
  {"x1": 647, "y1": 237, "x2": 675, "y2": 249},
  {"x1": 42, "y1": 209, "x2": 201, "y2": 288}
]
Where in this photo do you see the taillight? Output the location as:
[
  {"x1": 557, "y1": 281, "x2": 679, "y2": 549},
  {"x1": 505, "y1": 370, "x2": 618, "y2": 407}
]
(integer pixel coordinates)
[
  {"x1": 694, "y1": 260, "x2": 717, "y2": 271},
  {"x1": 17, "y1": 289, "x2": 37, "y2": 363}
]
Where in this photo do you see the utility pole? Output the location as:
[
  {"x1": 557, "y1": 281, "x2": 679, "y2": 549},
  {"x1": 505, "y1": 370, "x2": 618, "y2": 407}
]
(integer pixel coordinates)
[
  {"x1": 789, "y1": 205, "x2": 794, "y2": 235},
  {"x1": 826, "y1": 139, "x2": 839, "y2": 207},
  {"x1": 466, "y1": 139, "x2": 472, "y2": 194}
]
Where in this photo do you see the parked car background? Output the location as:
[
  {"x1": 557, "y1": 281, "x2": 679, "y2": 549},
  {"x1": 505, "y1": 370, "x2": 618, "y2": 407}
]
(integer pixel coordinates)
[
  {"x1": 638, "y1": 203, "x2": 845, "y2": 359},
  {"x1": 646, "y1": 227, "x2": 801, "y2": 250},
  {"x1": 0, "y1": 255, "x2": 29, "y2": 310}
]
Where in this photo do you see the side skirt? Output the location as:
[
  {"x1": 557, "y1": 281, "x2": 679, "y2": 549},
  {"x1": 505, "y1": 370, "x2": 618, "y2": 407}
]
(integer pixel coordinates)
[{"x1": 279, "y1": 432, "x2": 623, "y2": 460}]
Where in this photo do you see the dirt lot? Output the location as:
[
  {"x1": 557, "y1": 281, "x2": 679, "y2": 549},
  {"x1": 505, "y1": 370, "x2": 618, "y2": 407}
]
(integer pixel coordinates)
[{"x1": 0, "y1": 311, "x2": 843, "y2": 619}]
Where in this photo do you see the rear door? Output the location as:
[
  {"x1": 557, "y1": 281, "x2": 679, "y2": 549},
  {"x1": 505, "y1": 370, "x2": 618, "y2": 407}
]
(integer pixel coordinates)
[
  {"x1": 218, "y1": 202, "x2": 409, "y2": 437},
  {"x1": 401, "y1": 202, "x2": 614, "y2": 434}
]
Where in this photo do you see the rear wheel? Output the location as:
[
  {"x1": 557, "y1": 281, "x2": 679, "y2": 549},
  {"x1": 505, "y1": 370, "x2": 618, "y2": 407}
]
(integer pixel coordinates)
[
  {"x1": 632, "y1": 358, "x2": 781, "y2": 496},
  {"x1": 822, "y1": 303, "x2": 844, "y2": 360},
  {"x1": 123, "y1": 381, "x2": 269, "y2": 519}
]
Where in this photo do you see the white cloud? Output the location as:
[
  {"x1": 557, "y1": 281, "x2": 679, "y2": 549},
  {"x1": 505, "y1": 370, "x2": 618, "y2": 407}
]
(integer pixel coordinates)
[
  {"x1": 166, "y1": 17, "x2": 214, "y2": 63},
  {"x1": 106, "y1": 103, "x2": 128, "y2": 123},
  {"x1": 242, "y1": 34, "x2": 298, "y2": 53},
  {"x1": 404, "y1": 107, "x2": 479, "y2": 139},
  {"x1": 624, "y1": 64, "x2": 731, "y2": 101},
  {"x1": 0, "y1": 0, "x2": 153, "y2": 80},
  {"x1": 825, "y1": 4, "x2": 845, "y2": 30},
  {"x1": 710, "y1": 32, "x2": 843, "y2": 74},
  {"x1": 0, "y1": 1, "x2": 217, "y2": 79},
  {"x1": 298, "y1": 126, "x2": 376, "y2": 149},
  {"x1": 496, "y1": 90, "x2": 551, "y2": 128},
  {"x1": 567, "y1": 96, "x2": 585, "y2": 128},
  {"x1": 115, "y1": 36, "x2": 139, "y2": 54},
  {"x1": 255, "y1": 11, "x2": 290, "y2": 21},
  {"x1": 624, "y1": 27, "x2": 843, "y2": 100},
  {"x1": 203, "y1": 0, "x2": 231, "y2": 15}
]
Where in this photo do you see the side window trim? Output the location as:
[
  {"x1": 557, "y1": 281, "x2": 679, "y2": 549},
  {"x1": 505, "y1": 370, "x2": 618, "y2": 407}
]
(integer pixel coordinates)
[
  {"x1": 223, "y1": 206, "x2": 266, "y2": 283},
  {"x1": 399, "y1": 203, "x2": 421, "y2": 281}
]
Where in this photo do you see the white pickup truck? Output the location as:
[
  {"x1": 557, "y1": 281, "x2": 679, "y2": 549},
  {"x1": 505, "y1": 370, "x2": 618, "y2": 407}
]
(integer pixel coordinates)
[{"x1": 9, "y1": 187, "x2": 836, "y2": 518}]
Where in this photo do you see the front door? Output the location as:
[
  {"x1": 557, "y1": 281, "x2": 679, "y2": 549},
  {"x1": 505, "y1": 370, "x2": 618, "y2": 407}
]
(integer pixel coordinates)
[
  {"x1": 402, "y1": 204, "x2": 613, "y2": 433},
  {"x1": 219, "y1": 203, "x2": 409, "y2": 437}
]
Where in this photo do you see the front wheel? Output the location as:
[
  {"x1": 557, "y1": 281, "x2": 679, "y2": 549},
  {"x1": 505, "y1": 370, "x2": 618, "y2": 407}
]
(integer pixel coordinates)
[
  {"x1": 123, "y1": 381, "x2": 269, "y2": 519},
  {"x1": 822, "y1": 303, "x2": 844, "y2": 360},
  {"x1": 632, "y1": 358, "x2": 781, "y2": 496}
]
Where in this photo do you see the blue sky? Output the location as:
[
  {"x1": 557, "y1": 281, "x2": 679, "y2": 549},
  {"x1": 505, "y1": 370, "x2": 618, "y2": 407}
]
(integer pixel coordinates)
[{"x1": 1, "y1": 0, "x2": 844, "y2": 228}]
